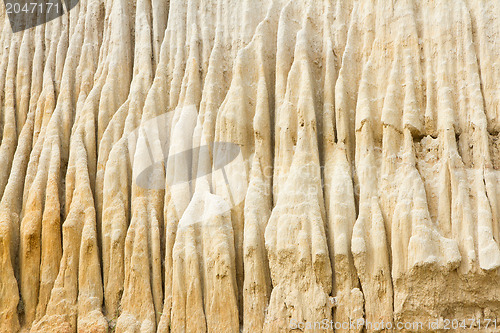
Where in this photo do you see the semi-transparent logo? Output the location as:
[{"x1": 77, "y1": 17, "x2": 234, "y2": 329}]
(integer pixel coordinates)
[
  {"x1": 129, "y1": 105, "x2": 247, "y2": 228},
  {"x1": 4, "y1": 0, "x2": 79, "y2": 32}
]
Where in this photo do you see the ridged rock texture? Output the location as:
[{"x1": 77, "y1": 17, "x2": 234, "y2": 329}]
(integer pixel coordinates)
[{"x1": 0, "y1": 0, "x2": 500, "y2": 332}]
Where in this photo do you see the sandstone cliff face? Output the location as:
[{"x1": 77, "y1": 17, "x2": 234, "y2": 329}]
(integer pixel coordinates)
[{"x1": 0, "y1": 0, "x2": 500, "y2": 332}]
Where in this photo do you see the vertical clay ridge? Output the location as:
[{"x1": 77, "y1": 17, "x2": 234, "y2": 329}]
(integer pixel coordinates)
[{"x1": 0, "y1": 0, "x2": 499, "y2": 332}]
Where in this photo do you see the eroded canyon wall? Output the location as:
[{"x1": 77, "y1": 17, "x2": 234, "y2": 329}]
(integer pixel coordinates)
[{"x1": 0, "y1": 0, "x2": 499, "y2": 332}]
